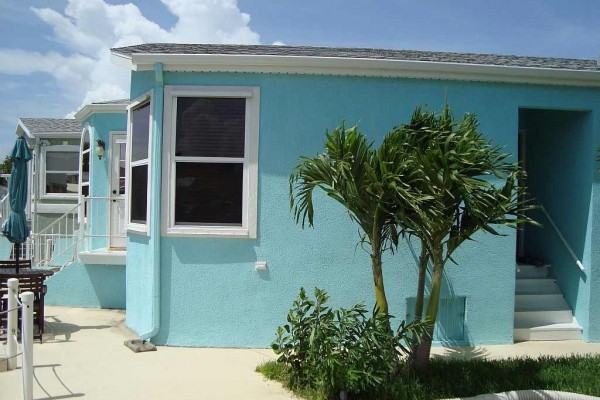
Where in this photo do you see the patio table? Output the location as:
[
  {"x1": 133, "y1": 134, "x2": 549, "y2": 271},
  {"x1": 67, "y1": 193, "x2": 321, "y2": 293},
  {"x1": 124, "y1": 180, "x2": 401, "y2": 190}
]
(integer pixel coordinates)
[{"x1": 0, "y1": 268, "x2": 54, "y2": 278}]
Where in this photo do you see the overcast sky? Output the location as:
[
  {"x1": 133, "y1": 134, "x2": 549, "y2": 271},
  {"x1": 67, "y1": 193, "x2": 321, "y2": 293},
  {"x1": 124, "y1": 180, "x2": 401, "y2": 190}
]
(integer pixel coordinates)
[{"x1": 0, "y1": 0, "x2": 598, "y2": 157}]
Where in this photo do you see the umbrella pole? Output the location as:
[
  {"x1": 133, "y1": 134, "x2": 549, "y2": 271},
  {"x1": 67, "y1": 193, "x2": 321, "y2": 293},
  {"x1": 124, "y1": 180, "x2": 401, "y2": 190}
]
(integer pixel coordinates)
[{"x1": 15, "y1": 243, "x2": 20, "y2": 274}]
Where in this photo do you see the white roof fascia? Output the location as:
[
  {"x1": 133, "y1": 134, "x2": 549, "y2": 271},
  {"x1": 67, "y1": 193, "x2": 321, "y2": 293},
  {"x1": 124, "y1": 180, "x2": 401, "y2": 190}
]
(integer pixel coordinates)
[
  {"x1": 16, "y1": 119, "x2": 33, "y2": 139},
  {"x1": 111, "y1": 52, "x2": 600, "y2": 88},
  {"x1": 111, "y1": 52, "x2": 137, "y2": 70},
  {"x1": 74, "y1": 103, "x2": 128, "y2": 121}
]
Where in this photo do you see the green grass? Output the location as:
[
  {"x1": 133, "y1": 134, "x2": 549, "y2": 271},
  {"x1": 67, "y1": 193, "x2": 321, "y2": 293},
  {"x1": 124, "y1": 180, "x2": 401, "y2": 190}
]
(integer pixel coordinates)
[{"x1": 256, "y1": 355, "x2": 600, "y2": 400}]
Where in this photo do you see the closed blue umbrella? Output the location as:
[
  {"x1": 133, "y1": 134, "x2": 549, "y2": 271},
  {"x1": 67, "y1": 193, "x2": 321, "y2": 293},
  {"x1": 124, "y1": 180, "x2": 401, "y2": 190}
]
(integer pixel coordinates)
[{"x1": 2, "y1": 136, "x2": 32, "y2": 272}]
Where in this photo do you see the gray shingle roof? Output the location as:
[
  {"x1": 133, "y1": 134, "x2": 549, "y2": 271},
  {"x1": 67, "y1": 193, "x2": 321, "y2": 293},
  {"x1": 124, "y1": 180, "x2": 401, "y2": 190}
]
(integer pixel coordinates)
[
  {"x1": 19, "y1": 118, "x2": 82, "y2": 134},
  {"x1": 91, "y1": 99, "x2": 130, "y2": 105},
  {"x1": 111, "y1": 44, "x2": 599, "y2": 72}
]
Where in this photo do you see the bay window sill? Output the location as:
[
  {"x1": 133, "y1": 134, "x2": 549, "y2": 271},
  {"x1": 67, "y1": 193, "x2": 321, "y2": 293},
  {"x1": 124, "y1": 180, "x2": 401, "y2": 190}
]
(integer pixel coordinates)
[
  {"x1": 163, "y1": 226, "x2": 253, "y2": 239},
  {"x1": 127, "y1": 223, "x2": 149, "y2": 236}
]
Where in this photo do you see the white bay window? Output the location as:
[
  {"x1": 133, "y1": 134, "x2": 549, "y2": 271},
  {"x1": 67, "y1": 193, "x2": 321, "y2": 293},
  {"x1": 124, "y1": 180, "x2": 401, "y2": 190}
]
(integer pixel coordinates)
[
  {"x1": 126, "y1": 92, "x2": 152, "y2": 233},
  {"x1": 162, "y1": 86, "x2": 260, "y2": 237}
]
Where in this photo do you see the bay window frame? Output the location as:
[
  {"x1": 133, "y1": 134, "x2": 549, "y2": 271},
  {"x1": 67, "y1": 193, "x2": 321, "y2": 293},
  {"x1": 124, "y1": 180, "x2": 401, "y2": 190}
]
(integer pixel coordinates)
[
  {"x1": 126, "y1": 90, "x2": 153, "y2": 235},
  {"x1": 161, "y1": 85, "x2": 260, "y2": 238}
]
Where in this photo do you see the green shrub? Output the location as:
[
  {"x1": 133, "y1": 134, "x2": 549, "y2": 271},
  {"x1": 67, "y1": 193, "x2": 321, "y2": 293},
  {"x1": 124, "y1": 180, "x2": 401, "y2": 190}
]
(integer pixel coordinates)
[{"x1": 271, "y1": 288, "x2": 425, "y2": 399}]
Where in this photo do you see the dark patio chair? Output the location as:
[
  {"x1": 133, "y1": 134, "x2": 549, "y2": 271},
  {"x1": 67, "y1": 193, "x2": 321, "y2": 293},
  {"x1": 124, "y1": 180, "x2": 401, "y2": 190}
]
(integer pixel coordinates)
[{"x1": 0, "y1": 272, "x2": 46, "y2": 342}]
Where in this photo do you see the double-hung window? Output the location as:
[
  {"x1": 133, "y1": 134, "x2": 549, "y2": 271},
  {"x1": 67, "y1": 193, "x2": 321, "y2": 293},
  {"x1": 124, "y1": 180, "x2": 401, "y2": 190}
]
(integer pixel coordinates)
[
  {"x1": 126, "y1": 92, "x2": 152, "y2": 233},
  {"x1": 163, "y1": 86, "x2": 260, "y2": 238},
  {"x1": 42, "y1": 145, "x2": 80, "y2": 198}
]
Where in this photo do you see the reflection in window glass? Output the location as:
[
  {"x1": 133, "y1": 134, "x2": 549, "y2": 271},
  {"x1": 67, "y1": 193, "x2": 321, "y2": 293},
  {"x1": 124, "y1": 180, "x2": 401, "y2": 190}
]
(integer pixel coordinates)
[
  {"x1": 130, "y1": 165, "x2": 148, "y2": 223},
  {"x1": 81, "y1": 152, "x2": 89, "y2": 182},
  {"x1": 175, "y1": 97, "x2": 245, "y2": 158},
  {"x1": 119, "y1": 143, "x2": 126, "y2": 194},
  {"x1": 47, "y1": 152, "x2": 79, "y2": 171},
  {"x1": 83, "y1": 129, "x2": 90, "y2": 151},
  {"x1": 131, "y1": 102, "x2": 150, "y2": 162},
  {"x1": 46, "y1": 173, "x2": 79, "y2": 194},
  {"x1": 175, "y1": 162, "x2": 243, "y2": 225}
]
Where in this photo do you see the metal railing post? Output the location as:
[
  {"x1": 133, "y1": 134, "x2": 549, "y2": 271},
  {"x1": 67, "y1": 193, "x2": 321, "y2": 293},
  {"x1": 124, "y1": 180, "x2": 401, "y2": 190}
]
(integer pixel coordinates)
[
  {"x1": 6, "y1": 278, "x2": 18, "y2": 371},
  {"x1": 20, "y1": 291, "x2": 34, "y2": 400}
]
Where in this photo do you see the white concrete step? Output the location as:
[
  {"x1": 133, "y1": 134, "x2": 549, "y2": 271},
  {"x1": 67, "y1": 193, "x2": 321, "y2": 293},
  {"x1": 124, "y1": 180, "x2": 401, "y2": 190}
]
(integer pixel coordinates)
[
  {"x1": 516, "y1": 263, "x2": 550, "y2": 279},
  {"x1": 515, "y1": 308, "x2": 574, "y2": 326},
  {"x1": 515, "y1": 278, "x2": 561, "y2": 295},
  {"x1": 514, "y1": 294, "x2": 569, "y2": 311},
  {"x1": 514, "y1": 320, "x2": 582, "y2": 341}
]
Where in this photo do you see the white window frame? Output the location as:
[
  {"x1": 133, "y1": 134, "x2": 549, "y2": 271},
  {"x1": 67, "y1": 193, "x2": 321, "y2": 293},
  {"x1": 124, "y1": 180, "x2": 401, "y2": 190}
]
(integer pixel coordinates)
[
  {"x1": 78, "y1": 126, "x2": 92, "y2": 224},
  {"x1": 40, "y1": 144, "x2": 80, "y2": 199},
  {"x1": 162, "y1": 85, "x2": 260, "y2": 238},
  {"x1": 79, "y1": 126, "x2": 91, "y2": 201},
  {"x1": 126, "y1": 90, "x2": 153, "y2": 235}
]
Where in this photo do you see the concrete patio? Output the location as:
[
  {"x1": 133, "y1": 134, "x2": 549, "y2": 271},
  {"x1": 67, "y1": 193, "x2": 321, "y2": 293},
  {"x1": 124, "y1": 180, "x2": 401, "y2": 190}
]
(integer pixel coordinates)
[
  {"x1": 0, "y1": 306, "x2": 292, "y2": 400},
  {"x1": 3, "y1": 306, "x2": 600, "y2": 399}
]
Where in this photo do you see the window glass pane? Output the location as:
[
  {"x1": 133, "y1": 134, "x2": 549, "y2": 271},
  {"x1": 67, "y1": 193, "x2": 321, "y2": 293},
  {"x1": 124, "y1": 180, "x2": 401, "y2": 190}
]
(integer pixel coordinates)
[
  {"x1": 46, "y1": 152, "x2": 79, "y2": 171},
  {"x1": 81, "y1": 152, "x2": 89, "y2": 183},
  {"x1": 175, "y1": 97, "x2": 246, "y2": 158},
  {"x1": 118, "y1": 143, "x2": 126, "y2": 194},
  {"x1": 130, "y1": 165, "x2": 148, "y2": 224},
  {"x1": 82, "y1": 185, "x2": 89, "y2": 217},
  {"x1": 175, "y1": 162, "x2": 243, "y2": 225},
  {"x1": 119, "y1": 143, "x2": 126, "y2": 162},
  {"x1": 46, "y1": 173, "x2": 78, "y2": 194},
  {"x1": 131, "y1": 102, "x2": 150, "y2": 162},
  {"x1": 83, "y1": 129, "x2": 90, "y2": 151}
]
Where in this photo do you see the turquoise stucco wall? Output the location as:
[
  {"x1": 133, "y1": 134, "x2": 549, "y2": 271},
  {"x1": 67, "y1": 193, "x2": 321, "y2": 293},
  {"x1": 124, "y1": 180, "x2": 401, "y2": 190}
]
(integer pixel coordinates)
[
  {"x1": 126, "y1": 70, "x2": 600, "y2": 347},
  {"x1": 45, "y1": 261, "x2": 126, "y2": 308},
  {"x1": 521, "y1": 110, "x2": 597, "y2": 340},
  {"x1": 84, "y1": 113, "x2": 127, "y2": 250},
  {"x1": 126, "y1": 232, "x2": 153, "y2": 331},
  {"x1": 45, "y1": 112, "x2": 128, "y2": 309}
]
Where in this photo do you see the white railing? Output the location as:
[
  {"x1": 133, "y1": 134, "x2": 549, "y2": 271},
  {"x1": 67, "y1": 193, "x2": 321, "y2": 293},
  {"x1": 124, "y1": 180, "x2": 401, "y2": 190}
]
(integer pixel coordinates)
[
  {"x1": 29, "y1": 197, "x2": 126, "y2": 269},
  {"x1": 1, "y1": 278, "x2": 34, "y2": 400},
  {"x1": 30, "y1": 201, "x2": 80, "y2": 269},
  {"x1": 0, "y1": 173, "x2": 10, "y2": 225},
  {"x1": 540, "y1": 204, "x2": 585, "y2": 272},
  {"x1": 80, "y1": 196, "x2": 126, "y2": 254},
  {"x1": 0, "y1": 193, "x2": 9, "y2": 227}
]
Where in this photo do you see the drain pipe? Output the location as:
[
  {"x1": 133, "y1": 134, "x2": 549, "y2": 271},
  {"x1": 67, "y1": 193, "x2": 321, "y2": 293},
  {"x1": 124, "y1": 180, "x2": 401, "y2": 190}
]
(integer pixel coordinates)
[
  {"x1": 443, "y1": 390, "x2": 599, "y2": 399},
  {"x1": 139, "y1": 62, "x2": 164, "y2": 342}
]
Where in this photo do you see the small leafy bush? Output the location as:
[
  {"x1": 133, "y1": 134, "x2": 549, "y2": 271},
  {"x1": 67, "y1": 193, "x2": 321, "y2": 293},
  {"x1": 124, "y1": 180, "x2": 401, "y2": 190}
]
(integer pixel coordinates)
[{"x1": 272, "y1": 288, "x2": 426, "y2": 399}]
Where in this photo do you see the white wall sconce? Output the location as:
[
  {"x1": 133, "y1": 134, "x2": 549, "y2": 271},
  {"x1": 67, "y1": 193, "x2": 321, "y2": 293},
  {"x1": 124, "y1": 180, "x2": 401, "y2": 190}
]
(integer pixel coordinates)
[{"x1": 95, "y1": 139, "x2": 105, "y2": 160}]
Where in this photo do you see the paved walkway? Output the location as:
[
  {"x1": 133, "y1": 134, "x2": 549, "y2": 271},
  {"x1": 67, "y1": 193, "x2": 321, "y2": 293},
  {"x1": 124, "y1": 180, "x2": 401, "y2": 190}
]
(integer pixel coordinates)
[
  {"x1": 0, "y1": 306, "x2": 292, "y2": 400},
  {"x1": 2, "y1": 306, "x2": 600, "y2": 399}
]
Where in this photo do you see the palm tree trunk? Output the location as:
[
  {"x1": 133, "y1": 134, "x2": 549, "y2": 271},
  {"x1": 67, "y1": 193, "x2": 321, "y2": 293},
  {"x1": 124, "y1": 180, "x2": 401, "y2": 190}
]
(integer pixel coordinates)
[
  {"x1": 409, "y1": 243, "x2": 429, "y2": 368},
  {"x1": 371, "y1": 251, "x2": 389, "y2": 315},
  {"x1": 414, "y1": 247, "x2": 444, "y2": 376},
  {"x1": 414, "y1": 243, "x2": 428, "y2": 322}
]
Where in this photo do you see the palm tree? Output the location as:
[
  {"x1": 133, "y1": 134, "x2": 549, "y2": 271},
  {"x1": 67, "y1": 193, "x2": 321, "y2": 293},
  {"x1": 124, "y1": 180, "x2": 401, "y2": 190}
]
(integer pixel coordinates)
[
  {"x1": 290, "y1": 122, "x2": 425, "y2": 314},
  {"x1": 385, "y1": 105, "x2": 533, "y2": 374}
]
